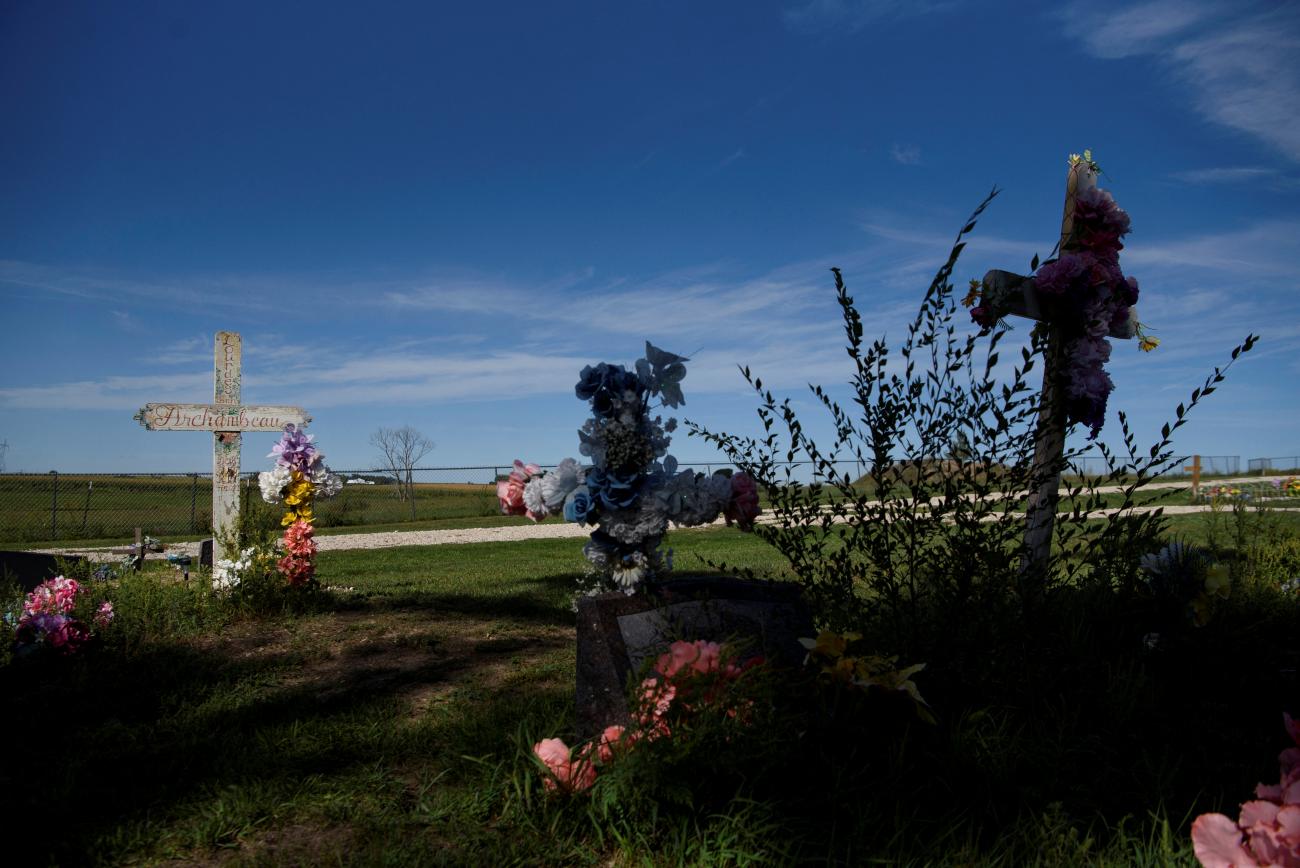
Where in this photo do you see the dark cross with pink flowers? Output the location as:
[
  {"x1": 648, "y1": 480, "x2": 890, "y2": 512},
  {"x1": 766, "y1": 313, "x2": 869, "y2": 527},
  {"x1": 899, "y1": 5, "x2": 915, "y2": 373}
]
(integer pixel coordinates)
[
  {"x1": 133, "y1": 332, "x2": 311, "y2": 561},
  {"x1": 977, "y1": 158, "x2": 1138, "y2": 589}
]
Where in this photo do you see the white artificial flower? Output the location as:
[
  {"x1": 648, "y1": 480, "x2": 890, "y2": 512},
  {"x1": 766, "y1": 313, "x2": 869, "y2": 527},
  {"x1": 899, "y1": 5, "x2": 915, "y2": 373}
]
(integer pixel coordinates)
[
  {"x1": 523, "y1": 475, "x2": 549, "y2": 517},
  {"x1": 1140, "y1": 541, "x2": 1189, "y2": 577},
  {"x1": 212, "y1": 559, "x2": 242, "y2": 593},
  {"x1": 310, "y1": 465, "x2": 343, "y2": 499},
  {"x1": 602, "y1": 499, "x2": 668, "y2": 545},
  {"x1": 212, "y1": 547, "x2": 256, "y2": 593},
  {"x1": 611, "y1": 552, "x2": 648, "y2": 591},
  {"x1": 258, "y1": 465, "x2": 292, "y2": 503},
  {"x1": 540, "y1": 458, "x2": 585, "y2": 510}
]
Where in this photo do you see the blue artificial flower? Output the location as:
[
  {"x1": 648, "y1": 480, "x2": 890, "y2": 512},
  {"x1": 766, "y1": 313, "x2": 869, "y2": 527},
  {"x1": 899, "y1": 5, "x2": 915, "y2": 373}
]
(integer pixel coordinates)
[
  {"x1": 563, "y1": 488, "x2": 595, "y2": 525},
  {"x1": 635, "y1": 342, "x2": 688, "y2": 408},
  {"x1": 576, "y1": 363, "x2": 644, "y2": 417},
  {"x1": 587, "y1": 466, "x2": 642, "y2": 510}
]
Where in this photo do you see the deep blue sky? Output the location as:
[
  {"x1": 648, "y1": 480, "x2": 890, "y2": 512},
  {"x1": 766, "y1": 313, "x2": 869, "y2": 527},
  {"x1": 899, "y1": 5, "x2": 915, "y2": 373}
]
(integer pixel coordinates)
[{"x1": 2, "y1": 0, "x2": 1297, "y2": 474}]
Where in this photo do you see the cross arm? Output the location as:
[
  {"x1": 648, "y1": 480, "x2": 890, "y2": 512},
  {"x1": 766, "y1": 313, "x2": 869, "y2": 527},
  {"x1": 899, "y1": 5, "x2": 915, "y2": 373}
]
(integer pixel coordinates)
[
  {"x1": 980, "y1": 269, "x2": 1136, "y2": 340},
  {"x1": 134, "y1": 403, "x2": 312, "y2": 432}
]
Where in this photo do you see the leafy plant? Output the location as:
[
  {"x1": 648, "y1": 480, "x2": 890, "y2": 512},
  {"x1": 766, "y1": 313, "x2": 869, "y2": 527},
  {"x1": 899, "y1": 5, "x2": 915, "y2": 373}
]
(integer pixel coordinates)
[{"x1": 689, "y1": 190, "x2": 1257, "y2": 659}]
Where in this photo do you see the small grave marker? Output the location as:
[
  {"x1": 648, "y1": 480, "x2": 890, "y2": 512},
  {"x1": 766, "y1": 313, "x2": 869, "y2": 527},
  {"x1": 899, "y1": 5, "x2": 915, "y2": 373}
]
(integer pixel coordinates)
[
  {"x1": 1184, "y1": 454, "x2": 1202, "y2": 498},
  {"x1": 978, "y1": 159, "x2": 1136, "y2": 585},
  {"x1": 134, "y1": 332, "x2": 310, "y2": 562}
]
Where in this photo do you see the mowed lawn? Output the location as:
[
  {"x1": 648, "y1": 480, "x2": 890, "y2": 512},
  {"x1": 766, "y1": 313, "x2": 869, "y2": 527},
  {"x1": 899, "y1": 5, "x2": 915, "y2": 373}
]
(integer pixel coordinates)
[
  {"x1": 3, "y1": 527, "x2": 791, "y2": 866},
  {"x1": 4, "y1": 512, "x2": 1297, "y2": 865}
]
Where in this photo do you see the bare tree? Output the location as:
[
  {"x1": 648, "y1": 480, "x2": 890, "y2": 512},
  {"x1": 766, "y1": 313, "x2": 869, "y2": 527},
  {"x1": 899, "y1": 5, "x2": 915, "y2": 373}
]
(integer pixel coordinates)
[{"x1": 370, "y1": 426, "x2": 435, "y2": 507}]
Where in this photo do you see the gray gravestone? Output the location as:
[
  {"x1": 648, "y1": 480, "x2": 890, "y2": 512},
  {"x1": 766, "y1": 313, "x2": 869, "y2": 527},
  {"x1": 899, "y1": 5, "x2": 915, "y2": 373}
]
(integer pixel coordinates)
[{"x1": 575, "y1": 576, "x2": 813, "y2": 739}]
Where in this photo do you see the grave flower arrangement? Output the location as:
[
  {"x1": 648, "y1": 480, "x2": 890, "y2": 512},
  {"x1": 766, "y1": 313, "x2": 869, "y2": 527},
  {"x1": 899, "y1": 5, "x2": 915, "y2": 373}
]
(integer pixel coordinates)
[
  {"x1": 1191, "y1": 712, "x2": 1300, "y2": 867},
  {"x1": 257, "y1": 424, "x2": 341, "y2": 588},
  {"x1": 799, "y1": 629, "x2": 935, "y2": 723},
  {"x1": 530, "y1": 638, "x2": 766, "y2": 795},
  {"x1": 7, "y1": 576, "x2": 114, "y2": 658},
  {"x1": 500, "y1": 343, "x2": 761, "y2": 594},
  {"x1": 965, "y1": 150, "x2": 1155, "y2": 438}
]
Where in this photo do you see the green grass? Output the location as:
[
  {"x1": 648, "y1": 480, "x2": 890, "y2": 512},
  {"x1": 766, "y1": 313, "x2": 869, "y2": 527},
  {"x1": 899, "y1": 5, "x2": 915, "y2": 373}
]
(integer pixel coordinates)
[{"x1": 3, "y1": 518, "x2": 1297, "y2": 865}]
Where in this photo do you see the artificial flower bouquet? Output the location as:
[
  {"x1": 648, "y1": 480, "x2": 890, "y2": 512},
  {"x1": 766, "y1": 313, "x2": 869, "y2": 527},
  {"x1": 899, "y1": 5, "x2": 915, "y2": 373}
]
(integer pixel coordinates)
[
  {"x1": 799, "y1": 628, "x2": 934, "y2": 723},
  {"x1": 1191, "y1": 713, "x2": 1300, "y2": 867},
  {"x1": 965, "y1": 150, "x2": 1156, "y2": 439},
  {"x1": 251, "y1": 424, "x2": 340, "y2": 590},
  {"x1": 499, "y1": 343, "x2": 761, "y2": 593},
  {"x1": 531, "y1": 638, "x2": 767, "y2": 795},
  {"x1": 6, "y1": 575, "x2": 114, "y2": 658}
]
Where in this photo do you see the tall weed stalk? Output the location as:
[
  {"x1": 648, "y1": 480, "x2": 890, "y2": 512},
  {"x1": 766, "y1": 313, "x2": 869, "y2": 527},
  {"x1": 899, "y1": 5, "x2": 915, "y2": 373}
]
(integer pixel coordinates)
[{"x1": 689, "y1": 190, "x2": 1257, "y2": 658}]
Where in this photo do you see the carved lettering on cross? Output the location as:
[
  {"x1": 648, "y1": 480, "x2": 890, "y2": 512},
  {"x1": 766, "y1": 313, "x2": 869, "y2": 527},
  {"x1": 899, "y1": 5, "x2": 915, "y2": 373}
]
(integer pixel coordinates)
[{"x1": 134, "y1": 332, "x2": 311, "y2": 561}]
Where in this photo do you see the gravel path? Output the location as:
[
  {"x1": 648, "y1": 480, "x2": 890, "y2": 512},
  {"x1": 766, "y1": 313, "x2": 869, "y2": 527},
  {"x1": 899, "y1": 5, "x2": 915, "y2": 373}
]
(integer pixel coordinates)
[{"x1": 29, "y1": 475, "x2": 1294, "y2": 562}]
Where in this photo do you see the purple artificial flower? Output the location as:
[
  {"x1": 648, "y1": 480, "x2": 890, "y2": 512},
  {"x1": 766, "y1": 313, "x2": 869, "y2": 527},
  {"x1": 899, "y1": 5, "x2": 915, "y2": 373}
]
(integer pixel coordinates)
[
  {"x1": 1033, "y1": 253, "x2": 1090, "y2": 296},
  {"x1": 1065, "y1": 335, "x2": 1114, "y2": 439},
  {"x1": 269, "y1": 424, "x2": 318, "y2": 473},
  {"x1": 1072, "y1": 186, "x2": 1131, "y2": 254},
  {"x1": 1122, "y1": 274, "x2": 1139, "y2": 306}
]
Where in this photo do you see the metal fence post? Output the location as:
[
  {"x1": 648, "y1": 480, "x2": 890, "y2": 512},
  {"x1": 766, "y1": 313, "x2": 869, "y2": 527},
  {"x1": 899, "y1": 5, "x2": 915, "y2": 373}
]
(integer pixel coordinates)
[
  {"x1": 81, "y1": 479, "x2": 92, "y2": 536},
  {"x1": 190, "y1": 473, "x2": 198, "y2": 533},
  {"x1": 50, "y1": 470, "x2": 58, "y2": 539}
]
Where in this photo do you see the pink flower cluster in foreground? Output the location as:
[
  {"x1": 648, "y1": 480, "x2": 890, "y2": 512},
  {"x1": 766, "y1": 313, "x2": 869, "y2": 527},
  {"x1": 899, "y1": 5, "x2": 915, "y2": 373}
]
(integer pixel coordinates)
[
  {"x1": 1192, "y1": 713, "x2": 1300, "y2": 867},
  {"x1": 13, "y1": 576, "x2": 113, "y2": 656},
  {"x1": 277, "y1": 519, "x2": 317, "y2": 587},
  {"x1": 532, "y1": 639, "x2": 761, "y2": 794},
  {"x1": 24, "y1": 576, "x2": 82, "y2": 617}
]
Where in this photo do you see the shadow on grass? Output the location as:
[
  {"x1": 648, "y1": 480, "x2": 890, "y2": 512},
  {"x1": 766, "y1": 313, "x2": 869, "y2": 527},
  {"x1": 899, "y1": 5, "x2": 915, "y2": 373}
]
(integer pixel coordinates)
[{"x1": 0, "y1": 592, "x2": 575, "y2": 866}]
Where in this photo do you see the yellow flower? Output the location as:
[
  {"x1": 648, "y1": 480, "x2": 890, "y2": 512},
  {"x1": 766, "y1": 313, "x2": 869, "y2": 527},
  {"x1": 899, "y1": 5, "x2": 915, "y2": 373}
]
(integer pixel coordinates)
[
  {"x1": 799, "y1": 629, "x2": 858, "y2": 661},
  {"x1": 1205, "y1": 563, "x2": 1231, "y2": 600},
  {"x1": 961, "y1": 279, "x2": 981, "y2": 308},
  {"x1": 1139, "y1": 335, "x2": 1160, "y2": 352}
]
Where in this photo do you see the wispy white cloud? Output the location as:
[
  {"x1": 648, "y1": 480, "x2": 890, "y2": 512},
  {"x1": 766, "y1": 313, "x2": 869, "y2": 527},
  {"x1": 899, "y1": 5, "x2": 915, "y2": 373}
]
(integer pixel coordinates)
[
  {"x1": 1057, "y1": 1, "x2": 1300, "y2": 162},
  {"x1": 890, "y1": 143, "x2": 921, "y2": 165},
  {"x1": 719, "y1": 148, "x2": 747, "y2": 168},
  {"x1": 1169, "y1": 165, "x2": 1278, "y2": 184},
  {"x1": 1057, "y1": 0, "x2": 1212, "y2": 58},
  {"x1": 1121, "y1": 219, "x2": 1300, "y2": 277},
  {"x1": 0, "y1": 372, "x2": 214, "y2": 410}
]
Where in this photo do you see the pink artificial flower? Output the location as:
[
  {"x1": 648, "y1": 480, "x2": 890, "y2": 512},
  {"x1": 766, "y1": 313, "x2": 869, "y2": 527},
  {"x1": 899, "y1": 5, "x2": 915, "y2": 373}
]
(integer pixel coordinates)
[
  {"x1": 532, "y1": 738, "x2": 596, "y2": 794},
  {"x1": 283, "y1": 519, "x2": 317, "y2": 556},
  {"x1": 724, "y1": 473, "x2": 760, "y2": 531},
  {"x1": 93, "y1": 601, "x2": 114, "y2": 629},
  {"x1": 497, "y1": 459, "x2": 540, "y2": 517},
  {"x1": 24, "y1": 576, "x2": 82, "y2": 617},
  {"x1": 637, "y1": 677, "x2": 676, "y2": 739},
  {"x1": 278, "y1": 553, "x2": 315, "y2": 587},
  {"x1": 1192, "y1": 812, "x2": 1260, "y2": 867},
  {"x1": 597, "y1": 725, "x2": 632, "y2": 763},
  {"x1": 1192, "y1": 712, "x2": 1300, "y2": 866}
]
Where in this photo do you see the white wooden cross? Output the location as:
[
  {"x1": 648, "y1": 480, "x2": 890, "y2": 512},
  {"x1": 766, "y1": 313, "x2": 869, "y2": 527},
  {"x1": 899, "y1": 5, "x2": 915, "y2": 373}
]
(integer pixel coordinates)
[
  {"x1": 978, "y1": 158, "x2": 1136, "y2": 590},
  {"x1": 134, "y1": 332, "x2": 311, "y2": 562}
]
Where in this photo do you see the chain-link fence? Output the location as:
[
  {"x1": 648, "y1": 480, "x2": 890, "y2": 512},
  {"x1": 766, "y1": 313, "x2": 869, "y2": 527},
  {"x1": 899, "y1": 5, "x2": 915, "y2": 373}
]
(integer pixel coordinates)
[
  {"x1": 1063, "y1": 454, "x2": 1241, "y2": 478},
  {"x1": 0, "y1": 461, "x2": 870, "y2": 545},
  {"x1": 8, "y1": 454, "x2": 1284, "y2": 545},
  {"x1": 1248, "y1": 457, "x2": 1300, "y2": 475}
]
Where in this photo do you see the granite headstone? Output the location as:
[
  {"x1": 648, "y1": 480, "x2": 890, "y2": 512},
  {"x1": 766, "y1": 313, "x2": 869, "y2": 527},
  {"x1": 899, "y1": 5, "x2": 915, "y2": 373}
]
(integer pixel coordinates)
[{"x1": 575, "y1": 576, "x2": 813, "y2": 739}]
